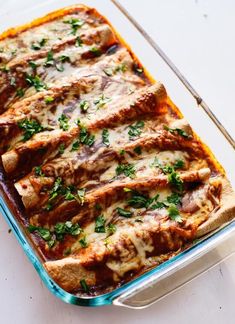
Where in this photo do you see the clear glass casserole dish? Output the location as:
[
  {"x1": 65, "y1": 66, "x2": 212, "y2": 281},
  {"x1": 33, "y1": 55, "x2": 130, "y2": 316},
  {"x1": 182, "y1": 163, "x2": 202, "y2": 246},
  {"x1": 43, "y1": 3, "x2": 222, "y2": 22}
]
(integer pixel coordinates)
[{"x1": 0, "y1": 0, "x2": 234, "y2": 308}]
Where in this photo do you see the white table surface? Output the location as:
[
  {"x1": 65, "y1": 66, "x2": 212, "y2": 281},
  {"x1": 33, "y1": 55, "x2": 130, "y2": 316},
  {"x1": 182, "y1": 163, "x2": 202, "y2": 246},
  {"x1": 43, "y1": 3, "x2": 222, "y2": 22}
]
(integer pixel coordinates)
[{"x1": 0, "y1": 1, "x2": 235, "y2": 323}]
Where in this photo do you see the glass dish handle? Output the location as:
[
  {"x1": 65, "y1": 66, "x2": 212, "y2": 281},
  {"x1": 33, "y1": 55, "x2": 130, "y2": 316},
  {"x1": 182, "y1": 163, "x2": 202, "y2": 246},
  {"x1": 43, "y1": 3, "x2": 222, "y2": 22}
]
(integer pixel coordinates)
[{"x1": 113, "y1": 223, "x2": 235, "y2": 309}]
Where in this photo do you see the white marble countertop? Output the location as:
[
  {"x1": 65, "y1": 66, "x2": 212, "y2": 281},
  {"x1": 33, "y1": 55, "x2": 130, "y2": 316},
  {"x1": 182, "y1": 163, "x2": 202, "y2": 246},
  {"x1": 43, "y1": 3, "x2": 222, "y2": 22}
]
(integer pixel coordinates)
[{"x1": 0, "y1": 1, "x2": 235, "y2": 323}]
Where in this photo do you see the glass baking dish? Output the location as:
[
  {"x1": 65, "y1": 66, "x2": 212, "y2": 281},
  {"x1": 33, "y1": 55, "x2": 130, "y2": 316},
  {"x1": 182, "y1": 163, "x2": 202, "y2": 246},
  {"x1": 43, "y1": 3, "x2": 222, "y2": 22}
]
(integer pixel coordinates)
[{"x1": 0, "y1": 0, "x2": 235, "y2": 308}]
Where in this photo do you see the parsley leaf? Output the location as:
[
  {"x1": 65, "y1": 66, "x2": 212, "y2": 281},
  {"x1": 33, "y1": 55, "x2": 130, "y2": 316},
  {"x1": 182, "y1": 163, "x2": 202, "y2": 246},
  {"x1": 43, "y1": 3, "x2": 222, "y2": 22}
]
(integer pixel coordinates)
[
  {"x1": 71, "y1": 140, "x2": 80, "y2": 151},
  {"x1": 164, "y1": 125, "x2": 189, "y2": 138},
  {"x1": 133, "y1": 146, "x2": 142, "y2": 155},
  {"x1": 128, "y1": 120, "x2": 144, "y2": 140},
  {"x1": 64, "y1": 18, "x2": 84, "y2": 35},
  {"x1": 58, "y1": 114, "x2": 69, "y2": 131},
  {"x1": 90, "y1": 46, "x2": 102, "y2": 57},
  {"x1": 45, "y1": 96, "x2": 54, "y2": 104},
  {"x1": 25, "y1": 74, "x2": 47, "y2": 92},
  {"x1": 174, "y1": 159, "x2": 185, "y2": 169},
  {"x1": 31, "y1": 38, "x2": 47, "y2": 50},
  {"x1": 80, "y1": 100, "x2": 89, "y2": 113},
  {"x1": 80, "y1": 279, "x2": 89, "y2": 293},
  {"x1": 95, "y1": 215, "x2": 106, "y2": 233},
  {"x1": 79, "y1": 125, "x2": 95, "y2": 147},
  {"x1": 116, "y1": 207, "x2": 132, "y2": 218},
  {"x1": 116, "y1": 163, "x2": 136, "y2": 179},
  {"x1": 94, "y1": 94, "x2": 111, "y2": 108},
  {"x1": 168, "y1": 204, "x2": 183, "y2": 223},
  {"x1": 58, "y1": 143, "x2": 65, "y2": 154},
  {"x1": 102, "y1": 128, "x2": 110, "y2": 146},
  {"x1": 76, "y1": 36, "x2": 83, "y2": 47},
  {"x1": 18, "y1": 119, "x2": 44, "y2": 141},
  {"x1": 34, "y1": 166, "x2": 44, "y2": 177},
  {"x1": 16, "y1": 88, "x2": 25, "y2": 98},
  {"x1": 79, "y1": 236, "x2": 88, "y2": 248},
  {"x1": 107, "y1": 223, "x2": 117, "y2": 234}
]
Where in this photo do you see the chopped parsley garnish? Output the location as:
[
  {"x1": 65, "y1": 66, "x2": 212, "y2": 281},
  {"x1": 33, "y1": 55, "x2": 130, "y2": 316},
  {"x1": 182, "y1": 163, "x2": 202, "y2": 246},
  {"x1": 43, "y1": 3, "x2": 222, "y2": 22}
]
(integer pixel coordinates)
[
  {"x1": 168, "y1": 170, "x2": 183, "y2": 192},
  {"x1": 44, "y1": 51, "x2": 54, "y2": 67},
  {"x1": 128, "y1": 120, "x2": 144, "y2": 140},
  {"x1": 174, "y1": 159, "x2": 185, "y2": 169},
  {"x1": 166, "y1": 192, "x2": 181, "y2": 205},
  {"x1": 167, "y1": 204, "x2": 182, "y2": 223},
  {"x1": 29, "y1": 61, "x2": 37, "y2": 70},
  {"x1": 80, "y1": 100, "x2": 89, "y2": 113},
  {"x1": 71, "y1": 140, "x2": 80, "y2": 151},
  {"x1": 95, "y1": 203, "x2": 102, "y2": 211},
  {"x1": 134, "y1": 146, "x2": 142, "y2": 155},
  {"x1": 25, "y1": 74, "x2": 47, "y2": 92},
  {"x1": 151, "y1": 158, "x2": 184, "y2": 192},
  {"x1": 79, "y1": 236, "x2": 88, "y2": 248},
  {"x1": 28, "y1": 220, "x2": 81, "y2": 248},
  {"x1": 107, "y1": 223, "x2": 117, "y2": 234},
  {"x1": 116, "y1": 207, "x2": 133, "y2": 218},
  {"x1": 49, "y1": 177, "x2": 63, "y2": 201},
  {"x1": 102, "y1": 128, "x2": 110, "y2": 146},
  {"x1": 18, "y1": 119, "x2": 44, "y2": 141},
  {"x1": 54, "y1": 221, "x2": 82, "y2": 241},
  {"x1": 28, "y1": 225, "x2": 55, "y2": 248},
  {"x1": 45, "y1": 96, "x2": 54, "y2": 104},
  {"x1": 95, "y1": 215, "x2": 106, "y2": 233},
  {"x1": 16, "y1": 88, "x2": 24, "y2": 98},
  {"x1": 80, "y1": 279, "x2": 89, "y2": 293},
  {"x1": 76, "y1": 36, "x2": 83, "y2": 47},
  {"x1": 90, "y1": 46, "x2": 102, "y2": 57},
  {"x1": 47, "y1": 177, "x2": 86, "y2": 206},
  {"x1": 63, "y1": 18, "x2": 84, "y2": 35},
  {"x1": 79, "y1": 125, "x2": 95, "y2": 147},
  {"x1": 34, "y1": 166, "x2": 44, "y2": 177},
  {"x1": 119, "y1": 149, "x2": 125, "y2": 155},
  {"x1": 127, "y1": 192, "x2": 152, "y2": 209},
  {"x1": 58, "y1": 143, "x2": 65, "y2": 154},
  {"x1": 58, "y1": 114, "x2": 69, "y2": 131},
  {"x1": 116, "y1": 163, "x2": 136, "y2": 179},
  {"x1": 93, "y1": 94, "x2": 111, "y2": 108},
  {"x1": 31, "y1": 38, "x2": 47, "y2": 50},
  {"x1": 55, "y1": 55, "x2": 70, "y2": 72},
  {"x1": 164, "y1": 125, "x2": 189, "y2": 138}
]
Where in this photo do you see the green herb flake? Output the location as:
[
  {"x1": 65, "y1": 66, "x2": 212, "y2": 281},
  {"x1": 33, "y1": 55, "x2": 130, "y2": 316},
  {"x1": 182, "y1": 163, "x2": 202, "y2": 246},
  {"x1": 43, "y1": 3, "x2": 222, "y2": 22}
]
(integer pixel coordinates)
[
  {"x1": 128, "y1": 120, "x2": 144, "y2": 140},
  {"x1": 58, "y1": 114, "x2": 69, "y2": 131},
  {"x1": 31, "y1": 38, "x2": 47, "y2": 50},
  {"x1": 63, "y1": 18, "x2": 84, "y2": 35},
  {"x1": 76, "y1": 36, "x2": 83, "y2": 47},
  {"x1": 102, "y1": 128, "x2": 110, "y2": 146},
  {"x1": 164, "y1": 125, "x2": 189, "y2": 138},
  {"x1": 25, "y1": 74, "x2": 47, "y2": 92},
  {"x1": 167, "y1": 192, "x2": 181, "y2": 205},
  {"x1": 119, "y1": 149, "x2": 125, "y2": 155},
  {"x1": 80, "y1": 100, "x2": 89, "y2": 113},
  {"x1": 168, "y1": 204, "x2": 183, "y2": 223},
  {"x1": 107, "y1": 223, "x2": 117, "y2": 234},
  {"x1": 93, "y1": 94, "x2": 111, "y2": 109},
  {"x1": 116, "y1": 207, "x2": 133, "y2": 218},
  {"x1": 79, "y1": 236, "x2": 88, "y2": 248},
  {"x1": 59, "y1": 143, "x2": 65, "y2": 154},
  {"x1": 90, "y1": 46, "x2": 102, "y2": 57},
  {"x1": 45, "y1": 96, "x2": 54, "y2": 104},
  {"x1": 133, "y1": 146, "x2": 142, "y2": 155},
  {"x1": 16, "y1": 88, "x2": 24, "y2": 98},
  {"x1": 95, "y1": 215, "x2": 106, "y2": 233},
  {"x1": 168, "y1": 170, "x2": 183, "y2": 192},
  {"x1": 116, "y1": 163, "x2": 136, "y2": 179},
  {"x1": 71, "y1": 140, "x2": 80, "y2": 151},
  {"x1": 80, "y1": 279, "x2": 90, "y2": 293},
  {"x1": 29, "y1": 61, "x2": 37, "y2": 70},
  {"x1": 174, "y1": 159, "x2": 185, "y2": 169},
  {"x1": 34, "y1": 166, "x2": 44, "y2": 177},
  {"x1": 18, "y1": 119, "x2": 44, "y2": 141},
  {"x1": 79, "y1": 125, "x2": 95, "y2": 147}
]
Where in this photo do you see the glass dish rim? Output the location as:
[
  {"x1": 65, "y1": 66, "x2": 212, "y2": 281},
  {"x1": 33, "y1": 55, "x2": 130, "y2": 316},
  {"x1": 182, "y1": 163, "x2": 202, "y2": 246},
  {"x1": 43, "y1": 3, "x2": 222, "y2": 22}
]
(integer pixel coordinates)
[{"x1": 0, "y1": 0, "x2": 234, "y2": 307}]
